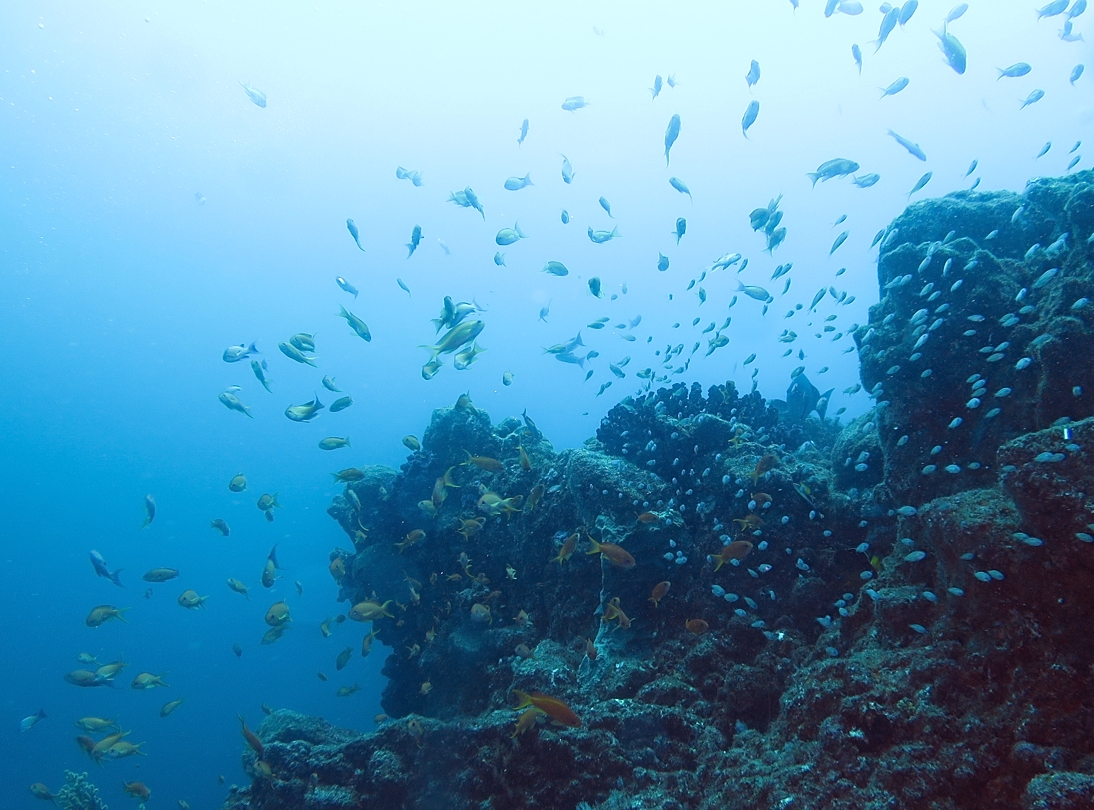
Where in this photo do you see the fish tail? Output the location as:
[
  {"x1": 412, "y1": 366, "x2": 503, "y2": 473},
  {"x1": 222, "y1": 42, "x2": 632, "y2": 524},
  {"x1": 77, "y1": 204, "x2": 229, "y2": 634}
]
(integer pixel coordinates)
[
  {"x1": 806, "y1": 172, "x2": 820, "y2": 187},
  {"x1": 512, "y1": 689, "x2": 533, "y2": 709},
  {"x1": 110, "y1": 569, "x2": 124, "y2": 588},
  {"x1": 514, "y1": 221, "x2": 526, "y2": 239},
  {"x1": 406, "y1": 243, "x2": 415, "y2": 258},
  {"x1": 585, "y1": 538, "x2": 601, "y2": 555}
]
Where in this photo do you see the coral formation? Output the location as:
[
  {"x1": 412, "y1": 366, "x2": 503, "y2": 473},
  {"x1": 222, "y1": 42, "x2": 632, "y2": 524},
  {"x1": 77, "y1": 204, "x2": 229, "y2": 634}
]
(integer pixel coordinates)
[
  {"x1": 56, "y1": 771, "x2": 108, "y2": 810},
  {"x1": 222, "y1": 172, "x2": 1094, "y2": 810}
]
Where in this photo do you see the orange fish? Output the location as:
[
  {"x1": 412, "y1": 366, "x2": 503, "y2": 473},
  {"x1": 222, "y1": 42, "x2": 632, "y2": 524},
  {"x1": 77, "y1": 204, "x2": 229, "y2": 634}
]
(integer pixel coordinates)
[
  {"x1": 636, "y1": 512, "x2": 659, "y2": 524},
  {"x1": 395, "y1": 529, "x2": 426, "y2": 553},
  {"x1": 685, "y1": 618, "x2": 709, "y2": 635},
  {"x1": 511, "y1": 690, "x2": 582, "y2": 728},
  {"x1": 517, "y1": 445, "x2": 531, "y2": 471},
  {"x1": 238, "y1": 714, "x2": 264, "y2": 758},
  {"x1": 712, "y1": 540, "x2": 753, "y2": 572},
  {"x1": 511, "y1": 706, "x2": 542, "y2": 738},
  {"x1": 464, "y1": 451, "x2": 504, "y2": 472},
  {"x1": 329, "y1": 557, "x2": 346, "y2": 581},
  {"x1": 750, "y1": 454, "x2": 778, "y2": 485},
  {"x1": 733, "y1": 514, "x2": 764, "y2": 531},
  {"x1": 586, "y1": 538, "x2": 636, "y2": 569},
  {"x1": 477, "y1": 492, "x2": 523, "y2": 518},
  {"x1": 648, "y1": 581, "x2": 671, "y2": 607},
  {"x1": 602, "y1": 597, "x2": 631, "y2": 629},
  {"x1": 122, "y1": 781, "x2": 151, "y2": 800},
  {"x1": 584, "y1": 638, "x2": 598, "y2": 660},
  {"x1": 514, "y1": 643, "x2": 535, "y2": 660},
  {"x1": 550, "y1": 533, "x2": 578, "y2": 565}
]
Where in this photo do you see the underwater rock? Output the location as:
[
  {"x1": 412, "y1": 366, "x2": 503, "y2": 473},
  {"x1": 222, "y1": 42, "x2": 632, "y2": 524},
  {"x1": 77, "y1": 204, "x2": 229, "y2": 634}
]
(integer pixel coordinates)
[{"x1": 856, "y1": 170, "x2": 1094, "y2": 505}]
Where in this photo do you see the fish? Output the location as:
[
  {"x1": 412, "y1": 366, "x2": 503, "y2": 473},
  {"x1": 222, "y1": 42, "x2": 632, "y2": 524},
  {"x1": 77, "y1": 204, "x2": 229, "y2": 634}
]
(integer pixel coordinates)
[
  {"x1": 586, "y1": 537, "x2": 636, "y2": 568},
  {"x1": 320, "y1": 376, "x2": 341, "y2": 393},
  {"x1": 227, "y1": 578, "x2": 250, "y2": 600},
  {"x1": 247, "y1": 359, "x2": 274, "y2": 393},
  {"x1": 561, "y1": 96, "x2": 589, "y2": 111},
  {"x1": 874, "y1": 6, "x2": 899, "y2": 52},
  {"x1": 346, "y1": 219, "x2": 365, "y2": 251},
  {"x1": 667, "y1": 74, "x2": 677, "y2": 87},
  {"x1": 745, "y1": 59, "x2": 760, "y2": 89},
  {"x1": 89, "y1": 550, "x2": 124, "y2": 587},
  {"x1": 160, "y1": 697, "x2": 184, "y2": 717},
  {"x1": 395, "y1": 166, "x2": 423, "y2": 186},
  {"x1": 589, "y1": 277, "x2": 602, "y2": 298},
  {"x1": 222, "y1": 342, "x2": 258, "y2": 363},
  {"x1": 437, "y1": 239, "x2": 450, "y2": 256},
  {"x1": 290, "y1": 330, "x2": 316, "y2": 350},
  {"x1": 830, "y1": 231, "x2": 849, "y2": 255},
  {"x1": 908, "y1": 171, "x2": 933, "y2": 196},
  {"x1": 1037, "y1": 0, "x2": 1068, "y2": 18},
  {"x1": 335, "y1": 277, "x2": 358, "y2": 299},
  {"x1": 736, "y1": 282, "x2": 772, "y2": 303},
  {"x1": 131, "y1": 672, "x2": 169, "y2": 690},
  {"x1": 75, "y1": 716, "x2": 117, "y2": 732},
  {"x1": 650, "y1": 74, "x2": 663, "y2": 99},
  {"x1": 772, "y1": 373, "x2": 834, "y2": 422},
  {"x1": 405, "y1": 225, "x2": 422, "y2": 258},
  {"x1": 453, "y1": 341, "x2": 487, "y2": 370},
  {"x1": 278, "y1": 341, "x2": 318, "y2": 366},
  {"x1": 998, "y1": 63, "x2": 1032, "y2": 79},
  {"x1": 561, "y1": 210, "x2": 570, "y2": 224},
  {"x1": 880, "y1": 77, "x2": 909, "y2": 97},
  {"x1": 807, "y1": 158, "x2": 859, "y2": 186},
  {"x1": 139, "y1": 494, "x2": 156, "y2": 528},
  {"x1": 517, "y1": 118, "x2": 529, "y2": 145},
  {"x1": 493, "y1": 252, "x2": 506, "y2": 267},
  {"x1": 330, "y1": 396, "x2": 353, "y2": 412},
  {"x1": 496, "y1": 222, "x2": 528, "y2": 246},
  {"x1": 664, "y1": 114, "x2": 681, "y2": 165},
  {"x1": 898, "y1": 0, "x2": 916, "y2": 24},
  {"x1": 599, "y1": 196, "x2": 614, "y2": 217},
  {"x1": 966, "y1": 159, "x2": 978, "y2": 176},
  {"x1": 946, "y1": 3, "x2": 968, "y2": 22},
  {"x1": 511, "y1": 690, "x2": 582, "y2": 728},
  {"x1": 285, "y1": 394, "x2": 324, "y2": 423},
  {"x1": 239, "y1": 82, "x2": 266, "y2": 107},
  {"x1": 349, "y1": 599, "x2": 394, "y2": 622},
  {"x1": 588, "y1": 226, "x2": 619, "y2": 244},
  {"x1": 669, "y1": 177, "x2": 691, "y2": 201},
  {"x1": 852, "y1": 43, "x2": 863, "y2": 74},
  {"x1": 177, "y1": 589, "x2": 208, "y2": 609},
  {"x1": 686, "y1": 618, "x2": 709, "y2": 636},
  {"x1": 122, "y1": 782, "x2": 151, "y2": 800},
  {"x1": 143, "y1": 567, "x2": 180, "y2": 582},
  {"x1": 538, "y1": 302, "x2": 551, "y2": 322},
  {"x1": 336, "y1": 305, "x2": 372, "y2": 341},
  {"x1": 20, "y1": 709, "x2": 46, "y2": 732},
  {"x1": 741, "y1": 100, "x2": 759, "y2": 137},
  {"x1": 208, "y1": 517, "x2": 230, "y2": 536},
  {"x1": 887, "y1": 130, "x2": 927, "y2": 161},
  {"x1": 853, "y1": 173, "x2": 880, "y2": 188},
  {"x1": 934, "y1": 26, "x2": 966, "y2": 74},
  {"x1": 504, "y1": 173, "x2": 533, "y2": 191},
  {"x1": 1071, "y1": 64, "x2": 1085, "y2": 84},
  {"x1": 228, "y1": 473, "x2": 247, "y2": 492},
  {"x1": 657, "y1": 253, "x2": 670, "y2": 272},
  {"x1": 261, "y1": 545, "x2": 281, "y2": 588},
  {"x1": 29, "y1": 784, "x2": 54, "y2": 801},
  {"x1": 238, "y1": 714, "x2": 264, "y2": 759},
  {"x1": 561, "y1": 155, "x2": 575, "y2": 184},
  {"x1": 318, "y1": 437, "x2": 351, "y2": 450},
  {"x1": 420, "y1": 320, "x2": 485, "y2": 362},
  {"x1": 672, "y1": 218, "x2": 686, "y2": 245},
  {"x1": 1020, "y1": 89, "x2": 1045, "y2": 109}
]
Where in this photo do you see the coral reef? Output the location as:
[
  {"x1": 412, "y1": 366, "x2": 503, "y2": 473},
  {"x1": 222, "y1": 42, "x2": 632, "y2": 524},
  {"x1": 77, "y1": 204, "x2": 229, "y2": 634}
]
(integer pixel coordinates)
[
  {"x1": 222, "y1": 172, "x2": 1094, "y2": 810},
  {"x1": 56, "y1": 771, "x2": 108, "y2": 810}
]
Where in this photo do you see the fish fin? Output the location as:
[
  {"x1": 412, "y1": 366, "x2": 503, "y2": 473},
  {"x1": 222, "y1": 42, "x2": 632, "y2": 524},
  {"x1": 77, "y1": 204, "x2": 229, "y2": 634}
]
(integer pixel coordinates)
[
  {"x1": 806, "y1": 172, "x2": 820, "y2": 187},
  {"x1": 514, "y1": 221, "x2": 526, "y2": 239}
]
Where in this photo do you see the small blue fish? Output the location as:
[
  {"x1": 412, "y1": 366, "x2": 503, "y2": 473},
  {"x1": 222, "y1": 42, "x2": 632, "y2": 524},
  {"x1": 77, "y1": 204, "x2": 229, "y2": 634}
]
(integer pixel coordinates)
[
  {"x1": 852, "y1": 44, "x2": 863, "y2": 74},
  {"x1": 599, "y1": 196, "x2": 614, "y2": 218},
  {"x1": 874, "y1": 7, "x2": 899, "y2": 52},
  {"x1": 1037, "y1": 142, "x2": 1052, "y2": 158},
  {"x1": 745, "y1": 60, "x2": 760, "y2": 89},
  {"x1": 664, "y1": 114, "x2": 681, "y2": 166},
  {"x1": 669, "y1": 177, "x2": 691, "y2": 201},
  {"x1": 651, "y1": 75, "x2": 663, "y2": 99},
  {"x1": 908, "y1": 171, "x2": 933, "y2": 197},
  {"x1": 504, "y1": 173, "x2": 533, "y2": 191},
  {"x1": 561, "y1": 210, "x2": 570, "y2": 224},
  {"x1": 517, "y1": 118, "x2": 529, "y2": 146},
  {"x1": 657, "y1": 253, "x2": 670, "y2": 272},
  {"x1": 934, "y1": 26, "x2": 966, "y2": 74},
  {"x1": 494, "y1": 252, "x2": 506, "y2": 267},
  {"x1": 1020, "y1": 89, "x2": 1045, "y2": 109},
  {"x1": 1071, "y1": 64, "x2": 1085, "y2": 84},
  {"x1": 588, "y1": 226, "x2": 619, "y2": 244},
  {"x1": 742, "y1": 100, "x2": 759, "y2": 137},
  {"x1": 346, "y1": 219, "x2": 365, "y2": 251},
  {"x1": 997, "y1": 63, "x2": 1032, "y2": 79},
  {"x1": 561, "y1": 155, "x2": 575, "y2": 184},
  {"x1": 539, "y1": 301, "x2": 551, "y2": 322},
  {"x1": 395, "y1": 166, "x2": 423, "y2": 186},
  {"x1": 853, "y1": 173, "x2": 880, "y2": 188},
  {"x1": 20, "y1": 710, "x2": 46, "y2": 733},
  {"x1": 397, "y1": 278, "x2": 411, "y2": 296},
  {"x1": 437, "y1": 239, "x2": 450, "y2": 256},
  {"x1": 839, "y1": 1, "x2": 864, "y2": 15},
  {"x1": 562, "y1": 96, "x2": 590, "y2": 111},
  {"x1": 965, "y1": 159, "x2": 978, "y2": 176},
  {"x1": 666, "y1": 74, "x2": 677, "y2": 88},
  {"x1": 1070, "y1": 0, "x2": 1087, "y2": 18},
  {"x1": 1037, "y1": 0, "x2": 1068, "y2": 19},
  {"x1": 336, "y1": 276, "x2": 358, "y2": 298},
  {"x1": 830, "y1": 231, "x2": 849, "y2": 255},
  {"x1": 888, "y1": 129, "x2": 927, "y2": 161},
  {"x1": 898, "y1": 0, "x2": 917, "y2": 25},
  {"x1": 1068, "y1": 155, "x2": 1081, "y2": 170},
  {"x1": 496, "y1": 222, "x2": 528, "y2": 246},
  {"x1": 672, "y1": 217, "x2": 686, "y2": 245},
  {"x1": 880, "y1": 77, "x2": 909, "y2": 97},
  {"x1": 406, "y1": 225, "x2": 422, "y2": 258},
  {"x1": 946, "y1": 3, "x2": 968, "y2": 22},
  {"x1": 1070, "y1": 141, "x2": 1082, "y2": 153},
  {"x1": 239, "y1": 81, "x2": 267, "y2": 108}
]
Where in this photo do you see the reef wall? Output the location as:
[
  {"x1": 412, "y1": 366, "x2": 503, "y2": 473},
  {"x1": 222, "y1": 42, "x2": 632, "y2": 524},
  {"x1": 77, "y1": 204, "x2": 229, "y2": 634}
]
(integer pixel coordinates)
[{"x1": 222, "y1": 172, "x2": 1094, "y2": 810}]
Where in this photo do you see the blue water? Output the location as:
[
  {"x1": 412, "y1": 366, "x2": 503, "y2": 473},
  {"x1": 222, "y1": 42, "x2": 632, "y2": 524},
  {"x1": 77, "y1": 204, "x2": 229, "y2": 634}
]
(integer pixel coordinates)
[{"x1": 1, "y1": 1, "x2": 1089, "y2": 806}]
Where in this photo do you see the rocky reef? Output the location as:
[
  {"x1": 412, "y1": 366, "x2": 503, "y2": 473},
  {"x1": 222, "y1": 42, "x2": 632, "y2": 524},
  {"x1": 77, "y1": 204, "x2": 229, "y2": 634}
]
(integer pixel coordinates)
[
  {"x1": 56, "y1": 771, "x2": 109, "y2": 810},
  {"x1": 222, "y1": 171, "x2": 1094, "y2": 810}
]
